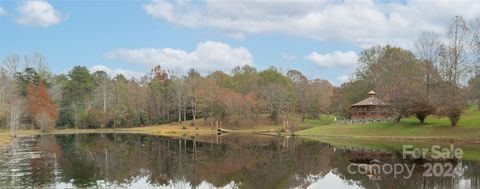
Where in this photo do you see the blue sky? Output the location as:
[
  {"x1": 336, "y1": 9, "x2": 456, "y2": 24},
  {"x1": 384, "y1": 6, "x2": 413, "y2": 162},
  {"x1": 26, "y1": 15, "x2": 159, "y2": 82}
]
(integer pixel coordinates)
[{"x1": 1, "y1": 0, "x2": 479, "y2": 85}]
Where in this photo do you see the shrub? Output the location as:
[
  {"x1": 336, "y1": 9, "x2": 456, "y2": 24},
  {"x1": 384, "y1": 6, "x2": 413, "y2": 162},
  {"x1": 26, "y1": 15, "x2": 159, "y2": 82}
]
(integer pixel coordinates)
[
  {"x1": 438, "y1": 105, "x2": 462, "y2": 126},
  {"x1": 409, "y1": 99, "x2": 436, "y2": 124}
]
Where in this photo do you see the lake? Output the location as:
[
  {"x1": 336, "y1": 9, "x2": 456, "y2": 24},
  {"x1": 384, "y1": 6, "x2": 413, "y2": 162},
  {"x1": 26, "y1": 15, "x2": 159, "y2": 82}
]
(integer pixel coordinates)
[{"x1": 0, "y1": 133, "x2": 479, "y2": 189}]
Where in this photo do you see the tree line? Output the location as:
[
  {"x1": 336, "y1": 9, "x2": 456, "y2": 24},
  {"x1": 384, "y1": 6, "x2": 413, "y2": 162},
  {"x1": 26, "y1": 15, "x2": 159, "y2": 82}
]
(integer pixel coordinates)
[
  {"x1": 1, "y1": 16, "x2": 479, "y2": 131},
  {"x1": 0, "y1": 57, "x2": 334, "y2": 131},
  {"x1": 333, "y1": 16, "x2": 480, "y2": 126}
]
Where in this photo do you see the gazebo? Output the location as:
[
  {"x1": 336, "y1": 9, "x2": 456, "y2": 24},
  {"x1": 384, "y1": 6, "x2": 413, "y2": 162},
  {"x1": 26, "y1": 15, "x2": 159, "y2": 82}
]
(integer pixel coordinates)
[{"x1": 350, "y1": 90, "x2": 388, "y2": 120}]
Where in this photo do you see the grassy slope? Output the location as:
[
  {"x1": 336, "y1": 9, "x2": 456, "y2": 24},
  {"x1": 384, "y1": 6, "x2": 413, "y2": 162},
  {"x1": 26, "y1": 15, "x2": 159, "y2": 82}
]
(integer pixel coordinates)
[{"x1": 297, "y1": 108, "x2": 480, "y2": 141}]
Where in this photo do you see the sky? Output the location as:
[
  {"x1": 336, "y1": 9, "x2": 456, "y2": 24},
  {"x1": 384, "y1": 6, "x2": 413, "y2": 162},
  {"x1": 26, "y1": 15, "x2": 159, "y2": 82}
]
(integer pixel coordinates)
[{"x1": 1, "y1": 0, "x2": 479, "y2": 86}]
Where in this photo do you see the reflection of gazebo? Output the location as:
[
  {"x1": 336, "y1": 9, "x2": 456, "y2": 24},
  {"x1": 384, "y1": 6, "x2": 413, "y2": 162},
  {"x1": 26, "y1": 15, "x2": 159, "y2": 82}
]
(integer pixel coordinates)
[{"x1": 350, "y1": 91, "x2": 388, "y2": 120}]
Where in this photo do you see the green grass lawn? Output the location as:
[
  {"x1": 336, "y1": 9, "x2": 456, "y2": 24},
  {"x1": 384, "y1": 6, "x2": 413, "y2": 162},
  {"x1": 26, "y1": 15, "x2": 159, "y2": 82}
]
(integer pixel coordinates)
[
  {"x1": 297, "y1": 108, "x2": 480, "y2": 141},
  {"x1": 301, "y1": 114, "x2": 336, "y2": 127}
]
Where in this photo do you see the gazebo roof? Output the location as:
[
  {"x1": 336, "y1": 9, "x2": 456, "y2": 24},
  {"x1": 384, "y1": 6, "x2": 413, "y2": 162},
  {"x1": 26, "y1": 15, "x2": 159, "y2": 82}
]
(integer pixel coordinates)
[
  {"x1": 351, "y1": 90, "x2": 387, "y2": 107},
  {"x1": 351, "y1": 97, "x2": 387, "y2": 107}
]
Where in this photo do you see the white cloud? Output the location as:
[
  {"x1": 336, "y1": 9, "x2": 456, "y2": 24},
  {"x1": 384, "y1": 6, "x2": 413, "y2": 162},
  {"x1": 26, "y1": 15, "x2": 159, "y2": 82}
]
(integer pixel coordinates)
[
  {"x1": 0, "y1": 6, "x2": 7, "y2": 16},
  {"x1": 90, "y1": 65, "x2": 146, "y2": 80},
  {"x1": 104, "y1": 41, "x2": 253, "y2": 73},
  {"x1": 305, "y1": 51, "x2": 358, "y2": 68},
  {"x1": 142, "y1": 0, "x2": 480, "y2": 48},
  {"x1": 16, "y1": 0, "x2": 64, "y2": 27}
]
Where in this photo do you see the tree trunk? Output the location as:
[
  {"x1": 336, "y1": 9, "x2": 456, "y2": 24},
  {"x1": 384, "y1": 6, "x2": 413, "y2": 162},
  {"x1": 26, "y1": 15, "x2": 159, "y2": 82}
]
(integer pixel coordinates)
[
  {"x1": 10, "y1": 109, "x2": 18, "y2": 138},
  {"x1": 478, "y1": 97, "x2": 480, "y2": 110},
  {"x1": 178, "y1": 107, "x2": 181, "y2": 123},
  {"x1": 450, "y1": 117, "x2": 459, "y2": 127},
  {"x1": 183, "y1": 105, "x2": 187, "y2": 122},
  {"x1": 73, "y1": 106, "x2": 77, "y2": 129},
  {"x1": 102, "y1": 81, "x2": 106, "y2": 128},
  {"x1": 395, "y1": 115, "x2": 402, "y2": 123},
  {"x1": 193, "y1": 99, "x2": 197, "y2": 121}
]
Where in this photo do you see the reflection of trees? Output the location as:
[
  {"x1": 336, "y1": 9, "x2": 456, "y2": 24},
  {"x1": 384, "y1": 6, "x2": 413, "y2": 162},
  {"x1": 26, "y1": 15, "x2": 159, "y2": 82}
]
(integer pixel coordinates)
[
  {"x1": 2, "y1": 134, "x2": 480, "y2": 189},
  {"x1": 55, "y1": 134, "x2": 101, "y2": 187},
  {"x1": 0, "y1": 136, "x2": 57, "y2": 187},
  {"x1": 48, "y1": 134, "x2": 336, "y2": 188}
]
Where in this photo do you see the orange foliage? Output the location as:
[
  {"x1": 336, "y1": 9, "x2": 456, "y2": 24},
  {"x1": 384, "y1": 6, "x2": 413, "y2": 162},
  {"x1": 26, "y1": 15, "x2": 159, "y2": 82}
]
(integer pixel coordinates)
[
  {"x1": 218, "y1": 89, "x2": 257, "y2": 115},
  {"x1": 151, "y1": 65, "x2": 169, "y2": 83},
  {"x1": 27, "y1": 82, "x2": 58, "y2": 121}
]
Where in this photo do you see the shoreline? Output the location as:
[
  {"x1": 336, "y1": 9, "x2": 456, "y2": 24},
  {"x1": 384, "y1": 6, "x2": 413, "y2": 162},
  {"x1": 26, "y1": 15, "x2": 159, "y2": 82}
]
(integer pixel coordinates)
[
  {"x1": 2, "y1": 126, "x2": 479, "y2": 147},
  {"x1": 294, "y1": 133, "x2": 480, "y2": 144},
  {"x1": 2, "y1": 125, "x2": 480, "y2": 161},
  {"x1": 0, "y1": 124, "x2": 284, "y2": 149}
]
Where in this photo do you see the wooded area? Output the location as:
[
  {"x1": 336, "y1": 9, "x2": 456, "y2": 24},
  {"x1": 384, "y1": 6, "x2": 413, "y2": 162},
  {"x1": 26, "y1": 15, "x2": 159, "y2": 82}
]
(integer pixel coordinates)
[
  {"x1": 0, "y1": 57, "x2": 334, "y2": 130},
  {"x1": 1, "y1": 16, "x2": 480, "y2": 131}
]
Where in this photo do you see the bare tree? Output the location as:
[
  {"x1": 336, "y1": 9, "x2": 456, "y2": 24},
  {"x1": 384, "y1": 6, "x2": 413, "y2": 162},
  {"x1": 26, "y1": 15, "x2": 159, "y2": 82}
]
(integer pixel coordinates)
[
  {"x1": 186, "y1": 69, "x2": 201, "y2": 124},
  {"x1": 7, "y1": 82, "x2": 24, "y2": 137},
  {"x1": 437, "y1": 16, "x2": 471, "y2": 126},
  {"x1": 2, "y1": 54, "x2": 21, "y2": 78},
  {"x1": 9, "y1": 103, "x2": 23, "y2": 138},
  {"x1": 26, "y1": 53, "x2": 51, "y2": 80},
  {"x1": 171, "y1": 75, "x2": 187, "y2": 123},
  {"x1": 415, "y1": 31, "x2": 442, "y2": 97},
  {"x1": 0, "y1": 70, "x2": 12, "y2": 128},
  {"x1": 471, "y1": 17, "x2": 480, "y2": 63},
  {"x1": 440, "y1": 16, "x2": 470, "y2": 91}
]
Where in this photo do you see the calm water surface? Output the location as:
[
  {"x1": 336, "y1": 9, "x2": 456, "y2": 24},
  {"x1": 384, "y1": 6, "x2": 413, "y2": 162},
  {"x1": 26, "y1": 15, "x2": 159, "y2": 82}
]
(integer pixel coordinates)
[{"x1": 0, "y1": 133, "x2": 479, "y2": 189}]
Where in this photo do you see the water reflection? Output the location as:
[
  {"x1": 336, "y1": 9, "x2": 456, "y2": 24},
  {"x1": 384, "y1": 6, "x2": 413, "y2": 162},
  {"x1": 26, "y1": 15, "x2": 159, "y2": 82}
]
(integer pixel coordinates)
[{"x1": 0, "y1": 133, "x2": 479, "y2": 189}]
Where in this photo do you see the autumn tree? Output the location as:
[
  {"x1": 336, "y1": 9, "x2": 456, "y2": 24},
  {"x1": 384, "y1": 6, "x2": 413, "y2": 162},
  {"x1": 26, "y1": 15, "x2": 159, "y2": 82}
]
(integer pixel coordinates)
[
  {"x1": 306, "y1": 79, "x2": 334, "y2": 118},
  {"x1": 287, "y1": 70, "x2": 308, "y2": 122},
  {"x1": 259, "y1": 68, "x2": 294, "y2": 125},
  {"x1": 27, "y1": 82, "x2": 58, "y2": 132},
  {"x1": 218, "y1": 88, "x2": 243, "y2": 124},
  {"x1": 196, "y1": 75, "x2": 221, "y2": 128},
  {"x1": 357, "y1": 45, "x2": 422, "y2": 122},
  {"x1": 149, "y1": 65, "x2": 171, "y2": 123}
]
